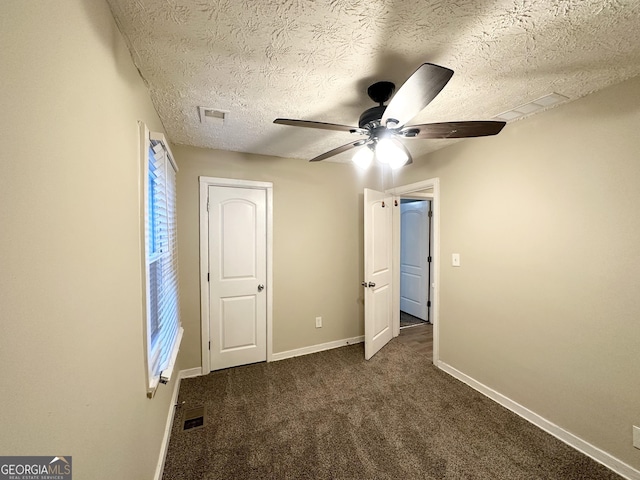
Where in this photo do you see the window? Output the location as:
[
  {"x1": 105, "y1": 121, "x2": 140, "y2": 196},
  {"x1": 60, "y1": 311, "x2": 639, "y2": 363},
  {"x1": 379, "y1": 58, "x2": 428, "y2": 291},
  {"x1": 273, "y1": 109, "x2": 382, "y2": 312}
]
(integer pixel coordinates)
[{"x1": 140, "y1": 122, "x2": 182, "y2": 397}]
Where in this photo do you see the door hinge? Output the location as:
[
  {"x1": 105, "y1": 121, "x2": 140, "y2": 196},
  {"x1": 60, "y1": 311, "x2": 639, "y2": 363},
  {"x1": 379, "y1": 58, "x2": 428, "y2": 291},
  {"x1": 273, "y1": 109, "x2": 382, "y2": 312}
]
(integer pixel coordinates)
[
  {"x1": 207, "y1": 272, "x2": 210, "y2": 282},
  {"x1": 427, "y1": 256, "x2": 432, "y2": 263},
  {"x1": 427, "y1": 301, "x2": 432, "y2": 307},
  {"x1": 428, "y1": 210, "x2": 433, "y2": 218},
  {"x1": 208, "y1": 341, "x2": 211, "y2": 350},
  {"x1": 207, "y1": 198, "x2": 210, "y2": 212}
]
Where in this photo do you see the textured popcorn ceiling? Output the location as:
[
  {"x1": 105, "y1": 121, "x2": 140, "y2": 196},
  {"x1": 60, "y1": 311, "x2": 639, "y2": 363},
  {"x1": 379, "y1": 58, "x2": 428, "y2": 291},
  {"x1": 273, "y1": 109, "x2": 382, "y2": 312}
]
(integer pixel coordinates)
[{"x1": 107, "y1": 0, "x2": 640, "y2": 163}]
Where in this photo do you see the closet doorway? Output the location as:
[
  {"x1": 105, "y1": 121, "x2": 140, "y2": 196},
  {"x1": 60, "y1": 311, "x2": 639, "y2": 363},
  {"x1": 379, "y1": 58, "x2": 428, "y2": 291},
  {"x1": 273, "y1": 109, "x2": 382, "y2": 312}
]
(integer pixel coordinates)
[{"x1": 399, "y1": 196, "x2": 433, "y2": 329}]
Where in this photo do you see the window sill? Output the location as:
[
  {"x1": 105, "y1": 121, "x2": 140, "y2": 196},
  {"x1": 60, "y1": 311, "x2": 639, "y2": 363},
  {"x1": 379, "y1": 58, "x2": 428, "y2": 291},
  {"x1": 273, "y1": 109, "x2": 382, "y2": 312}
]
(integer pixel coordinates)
[{"x1": 147, "y1": 327, "x2": 184, "y2": 399}]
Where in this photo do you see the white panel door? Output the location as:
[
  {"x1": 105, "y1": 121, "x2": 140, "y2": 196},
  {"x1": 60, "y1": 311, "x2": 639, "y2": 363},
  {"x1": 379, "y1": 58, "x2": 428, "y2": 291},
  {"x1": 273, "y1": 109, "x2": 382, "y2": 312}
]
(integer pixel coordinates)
[
  {"x1": 364, "y1": 188, "x2": 394, "y2": 360},
  {"x1": 400, "y1": 201, "x2": 429, "y2": 320},
  {"x1": 209, "y1": 186, "x2": 266, "y2": 371}
]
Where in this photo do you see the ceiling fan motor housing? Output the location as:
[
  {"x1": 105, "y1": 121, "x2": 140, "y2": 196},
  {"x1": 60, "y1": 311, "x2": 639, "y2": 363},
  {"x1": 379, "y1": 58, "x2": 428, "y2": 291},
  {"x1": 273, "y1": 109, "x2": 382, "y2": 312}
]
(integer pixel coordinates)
[
  {"x1": 359, "y1": 81, "x2": 396, "y2": 128},
  {"x1": 358, "y1": 105, "x2": 386, "y2": 129}
]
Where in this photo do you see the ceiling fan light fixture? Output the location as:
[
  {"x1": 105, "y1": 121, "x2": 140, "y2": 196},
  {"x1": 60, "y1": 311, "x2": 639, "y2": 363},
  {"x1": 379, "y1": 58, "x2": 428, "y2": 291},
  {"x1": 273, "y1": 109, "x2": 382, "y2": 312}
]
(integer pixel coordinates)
[
  {"x1": 376, "y1": 138, "x2": 409, "y2": 169},
  {"x1": 352, "y1": 146, "x2": 374, "y2": 169},
  {"x1": 388, "y1": 153, "x2": 410, "y2": 170},
  {"x1": 385, "y1": 118, "x2": 400, "y2": 128}
]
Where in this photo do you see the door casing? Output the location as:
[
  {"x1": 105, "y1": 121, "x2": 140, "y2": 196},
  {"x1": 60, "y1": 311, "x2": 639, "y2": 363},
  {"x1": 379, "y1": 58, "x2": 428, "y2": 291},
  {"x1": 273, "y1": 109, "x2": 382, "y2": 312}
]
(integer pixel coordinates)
[{"x1": 199, "y1": 176, "x2": 274, "y2": 374}]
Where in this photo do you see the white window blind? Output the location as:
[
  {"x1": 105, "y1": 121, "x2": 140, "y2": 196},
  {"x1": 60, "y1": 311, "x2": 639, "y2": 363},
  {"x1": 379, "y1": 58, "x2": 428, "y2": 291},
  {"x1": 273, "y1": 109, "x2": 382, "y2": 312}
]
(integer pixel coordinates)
[{"x1": 142, "y1": 123, "x2": 182, "y2": 397}]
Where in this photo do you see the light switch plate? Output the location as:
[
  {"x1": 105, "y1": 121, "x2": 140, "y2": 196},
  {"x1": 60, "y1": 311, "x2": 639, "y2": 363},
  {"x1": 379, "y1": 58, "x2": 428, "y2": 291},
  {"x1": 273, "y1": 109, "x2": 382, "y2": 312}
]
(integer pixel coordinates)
[
  {"x1": 452, "y1": 253, "x2": 461, "y2": 267},
  {"x1": 633, "y1": 425, "x2": 640, "y2": 449}
]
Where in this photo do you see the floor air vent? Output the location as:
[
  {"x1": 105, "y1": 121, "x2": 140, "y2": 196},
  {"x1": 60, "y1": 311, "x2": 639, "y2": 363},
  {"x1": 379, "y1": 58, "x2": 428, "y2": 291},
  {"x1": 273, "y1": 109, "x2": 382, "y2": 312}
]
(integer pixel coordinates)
[{"x1": 182, "y1": 405, "x2": 205, "y2": 432}]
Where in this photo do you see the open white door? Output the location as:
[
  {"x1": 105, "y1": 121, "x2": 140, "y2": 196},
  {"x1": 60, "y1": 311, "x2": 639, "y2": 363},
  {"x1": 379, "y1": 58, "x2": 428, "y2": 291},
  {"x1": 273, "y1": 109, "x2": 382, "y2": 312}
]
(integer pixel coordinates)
[{"x1": 364, "y1": 188, "x2": 394, "y2": 360}]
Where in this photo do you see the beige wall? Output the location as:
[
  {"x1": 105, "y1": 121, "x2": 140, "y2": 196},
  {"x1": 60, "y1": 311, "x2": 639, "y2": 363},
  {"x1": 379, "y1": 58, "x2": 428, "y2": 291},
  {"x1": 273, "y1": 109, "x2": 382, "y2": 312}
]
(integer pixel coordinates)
[
  {"x1": 174, "y1": 146, "x2": 383, "y2": 366},
  {"x1": 394, "y1": 76, "x2": 640, "y2": 469},
  {"x1": 0, "y1": 1, "x2": 179, "y2": 479}
]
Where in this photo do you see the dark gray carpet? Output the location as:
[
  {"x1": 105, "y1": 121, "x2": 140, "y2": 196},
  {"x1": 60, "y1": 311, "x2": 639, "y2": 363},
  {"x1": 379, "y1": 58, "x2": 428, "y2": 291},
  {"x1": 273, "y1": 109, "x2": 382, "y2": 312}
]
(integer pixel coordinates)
[
  {"x1": 400, "y1": 311, "x2": 429, "y2": 328},
  {"x1": 162, "y1": 330, "x2": 622, "y2": 479}
]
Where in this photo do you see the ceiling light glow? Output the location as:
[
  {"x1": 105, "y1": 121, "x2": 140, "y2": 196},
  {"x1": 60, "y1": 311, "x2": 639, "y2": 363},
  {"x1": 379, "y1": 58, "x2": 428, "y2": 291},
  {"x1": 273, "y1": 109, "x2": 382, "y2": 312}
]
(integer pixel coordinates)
[
  {"x1": 352, "y1": 146, "x2": 374, "y2": 169},
  {"x1": 376, "y1": 138, "x2": 409, "y2": 169}
]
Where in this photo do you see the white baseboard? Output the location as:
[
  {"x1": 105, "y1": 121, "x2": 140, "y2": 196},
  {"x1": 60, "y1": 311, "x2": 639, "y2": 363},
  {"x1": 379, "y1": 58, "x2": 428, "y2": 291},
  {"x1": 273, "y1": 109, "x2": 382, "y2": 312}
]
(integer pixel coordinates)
[
  {"x1": 271, "y1": 335, "x2": 364, "y2": 362},
  {"x1": 154, "y1": 373, "x2": 182, "y2": 480},
  {"x1": 437, "y1": 361, "x2": 640, "y2": 480},
  {"x1": 154, "y1": 367, "x2": 203, "y2": 480},
  {"x1": 180, "y1": 367, "x2": 203, "y2": 379}
]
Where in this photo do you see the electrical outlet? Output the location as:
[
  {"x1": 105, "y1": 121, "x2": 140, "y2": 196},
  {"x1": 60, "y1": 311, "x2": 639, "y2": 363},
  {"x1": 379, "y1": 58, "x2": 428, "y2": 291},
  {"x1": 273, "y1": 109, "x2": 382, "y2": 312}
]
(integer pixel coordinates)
[
  {"x1": 633, "y1": 426, "x2": 640, "y2": 449},
  {"x1": 315, "y1": 316, "x2": 322, "y2": 328}
]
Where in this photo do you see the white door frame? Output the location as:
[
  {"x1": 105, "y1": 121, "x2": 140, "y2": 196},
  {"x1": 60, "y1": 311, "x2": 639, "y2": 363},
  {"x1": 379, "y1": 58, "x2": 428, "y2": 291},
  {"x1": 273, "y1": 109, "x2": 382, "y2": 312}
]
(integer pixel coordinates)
[
  {"x1": 387, "y1": 178, "x2": 440, "y2": 364},
  {"x1": 199, "y1": 176, "x2": 274, "y2": 374}
]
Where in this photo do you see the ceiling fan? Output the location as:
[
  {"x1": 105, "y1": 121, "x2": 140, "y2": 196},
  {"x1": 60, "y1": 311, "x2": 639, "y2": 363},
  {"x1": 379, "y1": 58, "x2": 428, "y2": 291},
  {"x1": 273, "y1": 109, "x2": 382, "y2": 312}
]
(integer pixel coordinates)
[{"x1": 274, "y1": 63, "x2": 506, "y2": 169}]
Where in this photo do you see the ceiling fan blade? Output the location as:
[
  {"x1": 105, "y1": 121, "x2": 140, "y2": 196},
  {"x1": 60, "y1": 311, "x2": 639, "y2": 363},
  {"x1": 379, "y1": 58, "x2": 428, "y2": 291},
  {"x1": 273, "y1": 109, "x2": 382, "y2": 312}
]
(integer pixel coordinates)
[
  {"x1": 274, "y1": 118, "x2": 368, "y2": 135},
  {"x1": 309, "y1": 140, "x2": 368, "y2": 162},
  {"x1": 399, "y1": 121, "x2": 506, "y2": 139},
  {"x1": 381, "y1": 63, "x2": 454, "y2": 128}
]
